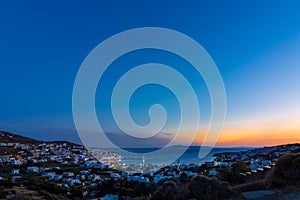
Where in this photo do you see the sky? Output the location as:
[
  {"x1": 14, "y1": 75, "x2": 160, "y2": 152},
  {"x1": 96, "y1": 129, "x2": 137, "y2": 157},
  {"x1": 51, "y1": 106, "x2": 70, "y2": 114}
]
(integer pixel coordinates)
[{"x1": 0, "y1": 1, "x2": 300, "y2": 147}]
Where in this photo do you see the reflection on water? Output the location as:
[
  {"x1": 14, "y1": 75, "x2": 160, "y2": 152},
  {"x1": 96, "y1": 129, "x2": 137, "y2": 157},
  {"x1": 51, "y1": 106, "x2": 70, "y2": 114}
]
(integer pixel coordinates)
[{"x1": 89, "y1": 146, "x2": 250, "y2": 172}]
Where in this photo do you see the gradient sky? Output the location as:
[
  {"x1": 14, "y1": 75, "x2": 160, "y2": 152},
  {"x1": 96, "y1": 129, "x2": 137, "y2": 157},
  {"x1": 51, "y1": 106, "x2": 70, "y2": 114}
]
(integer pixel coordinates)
[{"x1": 0, "y1": 1, "x2": 300, "y2": 147}]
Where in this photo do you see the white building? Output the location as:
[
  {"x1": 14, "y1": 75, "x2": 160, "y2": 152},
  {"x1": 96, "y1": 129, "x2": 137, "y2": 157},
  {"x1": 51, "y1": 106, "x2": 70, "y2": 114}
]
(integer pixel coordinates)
[{"x1": 11, "y1": 169, "x2": 20, "y2": 175}]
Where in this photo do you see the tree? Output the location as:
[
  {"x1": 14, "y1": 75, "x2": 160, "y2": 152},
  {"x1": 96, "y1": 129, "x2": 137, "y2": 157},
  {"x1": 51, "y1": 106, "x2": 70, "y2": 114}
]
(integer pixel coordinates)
[
  {"x1": 151, "y1": 181, "x2": 178, "y2": 200},
  {"x1": 179, "y1": 172, "x2": 188, "y2": 183},
  {"x1": 189, "y1": 175, "x2": 231, "y2": 200},
  {"x1": 232, "y1": 159, "x2": 249, "y2": 173}
]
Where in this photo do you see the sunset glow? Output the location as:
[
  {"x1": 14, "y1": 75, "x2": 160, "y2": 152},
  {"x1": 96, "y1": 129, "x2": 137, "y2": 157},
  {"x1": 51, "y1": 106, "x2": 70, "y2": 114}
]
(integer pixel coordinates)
[
  {"x1": 193, "y1": 117, "x2": 300, "y2": 147},
  {"x1": 1, "y1": 1, "x2": 300, "y2": 149}
]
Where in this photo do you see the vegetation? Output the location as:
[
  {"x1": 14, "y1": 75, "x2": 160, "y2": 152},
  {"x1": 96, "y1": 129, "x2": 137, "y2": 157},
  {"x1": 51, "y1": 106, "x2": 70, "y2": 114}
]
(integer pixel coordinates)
[
  {"x1": 219, "y1": 159, "x2": 250, "y2": 184},
  {"x1": 270, "y1": 153, "x2": 300, "y2": 187},
  {"x1": 189, "y1": 175, "x2": 232, "y2": 200},
  {"x1": 151, "y1": 181, "x2": 179, "y2": 200},
  {"x1": 230, "y1": 153, "x2": 300, "y2": 197}
]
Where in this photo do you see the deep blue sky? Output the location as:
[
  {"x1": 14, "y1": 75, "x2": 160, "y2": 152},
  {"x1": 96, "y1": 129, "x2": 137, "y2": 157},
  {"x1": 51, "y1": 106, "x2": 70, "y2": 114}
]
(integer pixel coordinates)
[{"x1": 0, "y1": 1, "x2": 300, "y2": 146}]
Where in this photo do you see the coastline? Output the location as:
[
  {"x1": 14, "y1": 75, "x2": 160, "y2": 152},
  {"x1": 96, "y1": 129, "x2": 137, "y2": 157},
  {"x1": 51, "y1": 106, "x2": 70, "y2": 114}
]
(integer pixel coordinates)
[{"x1": 89, "y1": 146, "x2": 251, "y2": 172}]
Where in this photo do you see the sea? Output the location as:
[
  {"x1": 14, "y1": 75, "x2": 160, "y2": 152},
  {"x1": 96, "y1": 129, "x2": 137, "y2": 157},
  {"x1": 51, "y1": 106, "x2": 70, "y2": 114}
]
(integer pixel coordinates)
[{"x1": 106, "y1": 146, "x2": 251, "y2": 166}]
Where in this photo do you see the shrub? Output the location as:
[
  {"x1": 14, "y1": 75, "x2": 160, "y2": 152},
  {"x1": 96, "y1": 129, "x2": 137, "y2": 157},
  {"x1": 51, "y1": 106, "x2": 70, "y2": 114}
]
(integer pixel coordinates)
[
  {"x1": 151, "y1": 181, "x2": 178, "y2": 200},
  {"x1": 189, "y1": 175, "x2": 232, "y2": 200},
  {"x1": 119, "y1": 187, "x2": 135, "y2": 197},
  {"x1": 270, "y1": 153, "x2": 300, "y2": 187},
  {"x1": 0, "y1": 190, "x2": 9, "y2": 199}
]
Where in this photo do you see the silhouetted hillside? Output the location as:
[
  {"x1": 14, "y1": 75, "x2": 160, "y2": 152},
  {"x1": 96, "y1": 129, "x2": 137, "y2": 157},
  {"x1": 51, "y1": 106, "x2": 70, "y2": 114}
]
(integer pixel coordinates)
[
  {"x1": 0, "y1": 130, "x2": 41, "y2": 144},
  {"x1": 0, "y1": 130, "x2": 81, "y2": 147}
]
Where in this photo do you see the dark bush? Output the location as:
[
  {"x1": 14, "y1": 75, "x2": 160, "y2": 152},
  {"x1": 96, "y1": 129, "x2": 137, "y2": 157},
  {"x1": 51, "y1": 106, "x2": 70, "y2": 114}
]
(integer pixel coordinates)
[
  {"x1": 0, "y1": 190, "x2": 9, "y2": 199},
  {"x1": 189, "y1": 175, "x2": 232, "y2": 200},
  {"x1": 270, "y1": 153, "x2": 300, "y2": 187},
  {"x1": 151, "y1": 181, "x2": 178, "y2": 200}
]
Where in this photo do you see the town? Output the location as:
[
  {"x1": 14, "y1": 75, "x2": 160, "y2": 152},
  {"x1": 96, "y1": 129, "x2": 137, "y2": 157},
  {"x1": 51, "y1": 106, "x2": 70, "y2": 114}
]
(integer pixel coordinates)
[{"x1": 0, "y1": 131, "x2": 299, "y2": 199}]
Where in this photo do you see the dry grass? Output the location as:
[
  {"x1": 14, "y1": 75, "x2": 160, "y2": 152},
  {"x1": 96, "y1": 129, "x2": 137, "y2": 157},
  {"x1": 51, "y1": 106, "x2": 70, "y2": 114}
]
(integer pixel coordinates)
[{"x1": 230, "y1": 179, "x2": 268, "y2": 194}]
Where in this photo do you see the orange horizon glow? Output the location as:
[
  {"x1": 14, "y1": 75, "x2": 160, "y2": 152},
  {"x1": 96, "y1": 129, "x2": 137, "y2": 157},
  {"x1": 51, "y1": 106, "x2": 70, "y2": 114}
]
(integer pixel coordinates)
[
  {"x1": 192, "y1": 119, "x2": 300, "y2": 147},
  {"x1": 215, "y1": 129, "x2": 300, "y2": 147}
]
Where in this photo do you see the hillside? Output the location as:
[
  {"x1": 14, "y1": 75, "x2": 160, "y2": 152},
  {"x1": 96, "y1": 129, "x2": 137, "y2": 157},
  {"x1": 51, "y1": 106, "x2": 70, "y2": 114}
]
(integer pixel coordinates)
[
  {"x1": 0, "y1": 131, "x2": 41, "y2": 145},
  {"x1": 0, "y1": 130, "x2": 81, "y2": 147}
]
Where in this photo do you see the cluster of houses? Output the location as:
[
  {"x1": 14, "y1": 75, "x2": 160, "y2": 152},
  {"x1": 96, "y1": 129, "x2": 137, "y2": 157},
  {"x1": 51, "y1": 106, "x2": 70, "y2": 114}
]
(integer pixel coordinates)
[
  {"x1": 211, "y1": 144, "x2": 300, "y2": 180},
  {"x1": 119, "y1": 144, "x2": 300, "y2": 185},
  {"x1": 1, "y1": 131, "x2": 299, "y2": 199},
  {"x1": 0, "y1": 136, "x2": 195, "y2": 198},
  {"x1": 0, "y1": 139, "x2": 203, "y2": 198}
]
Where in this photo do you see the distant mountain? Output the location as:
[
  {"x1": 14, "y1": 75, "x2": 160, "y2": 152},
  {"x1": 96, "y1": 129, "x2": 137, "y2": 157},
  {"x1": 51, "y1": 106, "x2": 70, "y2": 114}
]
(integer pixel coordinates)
[{"x1": 0, "y1": 130, "x2": 81, "y2": 147}]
